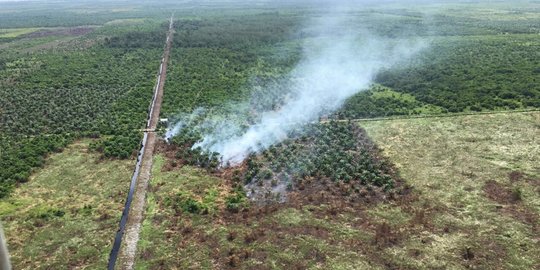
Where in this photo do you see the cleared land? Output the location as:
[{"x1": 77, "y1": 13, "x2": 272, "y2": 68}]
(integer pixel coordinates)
[
  {"x1": 361, "y1": 111, "x2": 540, "y2": 269},
  {"x1": 0, "y1": 28, "x2": 39, "y2": 38},
  {"x1": 0, "y1": 140, "x2": 133, "y2": 269}
]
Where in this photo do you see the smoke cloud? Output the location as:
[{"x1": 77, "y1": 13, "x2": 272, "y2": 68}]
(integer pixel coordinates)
[{"x1": 167, "y1": 11, "x2": 427, "y2": 165}]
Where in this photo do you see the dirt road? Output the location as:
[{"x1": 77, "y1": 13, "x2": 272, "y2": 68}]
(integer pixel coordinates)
[{"x1": 108, "y1": 15, "x2": 174, "y2": 270}]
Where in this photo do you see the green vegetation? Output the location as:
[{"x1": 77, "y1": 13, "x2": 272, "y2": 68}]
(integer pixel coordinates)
[
  {"x1": 337, "y1": 84, "x2": 445, "y2": 118},
  {"x1": 138, "y1": 2, "x2": 539, "y2": 269},
  {"x1": 336, "y1": 6, "x2": 540, "y2": 118},
  {"x1": 0, "y1": 28, "x2": 39, "y2": 38},
  {"x1": 161, "y1": 13, "x2": 301, "y2": 117},
  {"x1": 0, "y1": 1, "x2": 169, "y2": 28},
  {"x1": 168, "y1": 120, "x2": 400, "y2": 203},
  {"x1": 374, "y1": 35, "x2": 540, "y2": 113},
  {"x1": 241, "y1": 122, "x2": 398, "y2": 200},
  {"x1": 0, "y1": 140, "x2": 133, "y2": 268},
  {"x1": 138, "y1": 112, "x2": 540, "y2": 269},
  {"x1": 0, "y1": 17, "x2": 166, "y2": 197}
]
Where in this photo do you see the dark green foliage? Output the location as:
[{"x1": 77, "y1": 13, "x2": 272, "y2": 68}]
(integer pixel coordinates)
[
  {"x1": 162, "y1": 48, "x2": 254, "y2": 115},
  {"x1": 225, "y1": 187, "x2": 248, "y2": 212},
  {"x1": 337, "y1": 86, "x2": 438, "y2": 119},
  {"x1": 169, "y1": 121, "x2": 398, "y2": 195},
  {"x1": 162, "y1": 13, "x2": 301, "y2": 117},
  {"x1": 164, "y1": 192, "x2": 206, "y2": 214},
  {"x1": 169, "y1": 128, "x2": 221, "y2": 170},
  {"x1": 0, "y1": 47, "x2": 160, "y2": 136},
  {"x1": 104, "y1": 31, "x2": 165, "y2": 49},
  {"x1": 89, "y1": 131, "x2": 142, "y2": 159},
  {"x1": 173, "y1": 13, "x2": 300, "y2": 50},
  {"x1": 243, "y1": 122, "x2": 397, "y2": 191},
  {"x1": 374, "y1": 36, "x2": 540, "y2": 114},
  {"x1": 174, "y1": 146, "x2": 221, "y2": 170},
  {"x1": 0, "y1": 134, "x2": 73, "y2": 197},
  {"x1": 29, "y1": 206, "x2": 66, "y2": 220},
  {"x1": 0, "y1": 1, "x2": 171, "y2": 28}
]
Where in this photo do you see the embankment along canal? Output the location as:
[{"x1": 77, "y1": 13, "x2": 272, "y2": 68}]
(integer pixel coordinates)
[{"x1": 108, "y1": 15, "x2": 174, "y2": 270}]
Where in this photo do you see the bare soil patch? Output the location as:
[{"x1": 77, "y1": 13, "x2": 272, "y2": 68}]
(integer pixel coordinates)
[
  {"x1": 483, "y1": 179, "x2": 539, "y2": 233},
  {"x1": 483, "y1": 180, "x2": 521, "y2": 204}
]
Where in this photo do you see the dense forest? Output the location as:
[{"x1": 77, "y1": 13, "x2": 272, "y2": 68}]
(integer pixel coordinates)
[
  {"x1": 374, "y1": 35, "x2": 540, "y2": 113},
  {"x1": 161, "y1": 13, "x2": 302, "y2": 117},
  {"x1": 163, "y1": 11, "x2": 540, "y2": 123}
]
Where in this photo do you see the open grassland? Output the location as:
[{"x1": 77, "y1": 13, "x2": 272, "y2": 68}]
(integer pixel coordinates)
[
  {"x1": 361, "y1": 111, "x2": 540, "y2": 269},
  {"x1": 0, "y1": 140, "x2": 134, "y2": 269}
]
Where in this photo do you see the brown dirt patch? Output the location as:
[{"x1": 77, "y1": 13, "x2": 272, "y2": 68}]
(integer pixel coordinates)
[
  {"x1": 483, "y1": 180, "x2": 520, "y2": 204},
  {"x1": 508, "y1": 171, "x2": 540, "y2": 189},
  {"x1": 483, "y1": 180, "x2": 539, "y2": 232},
  {"x1": 508, "y1": 171, "x2": 524, "y2": 182},
  {"x1": 460, "y1": 238, "x2": 507, "y2": 269}
]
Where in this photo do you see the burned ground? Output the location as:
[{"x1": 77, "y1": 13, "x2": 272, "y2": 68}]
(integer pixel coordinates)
[{"x1": 141, "y1": 123, "x2": 429, "y2": 269}]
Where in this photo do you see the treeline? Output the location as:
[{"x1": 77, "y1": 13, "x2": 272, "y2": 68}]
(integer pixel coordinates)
[
  {"x1": 104, "y1": 31, "x2": 166, "y2": 49},
  {"x1": 173, "y1": 13, "x2": 301, "y2": 51},
  {"x1": 339, "y1": 35, "x2": 540, "y2": 118},
  {"x1": 375, "y1": 36, "x2": 540, "y2": 113},
  {"x1": 336, "y1": 85, "x2": 442, "y2": 119},
  {"x1": 0, "y1": 2, "x2": 170, "y2": 28}
]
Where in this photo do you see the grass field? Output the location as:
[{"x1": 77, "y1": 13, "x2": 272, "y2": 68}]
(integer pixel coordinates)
[
  {"x1": 0, "y1": 140, "x2": 134, "y2": 269},
  {"x1": 361, "y1": 111, "x2": 540, "y2": 269},
  {"x1": 0, "y1": 28, "x2": 39, "y2": 38}
]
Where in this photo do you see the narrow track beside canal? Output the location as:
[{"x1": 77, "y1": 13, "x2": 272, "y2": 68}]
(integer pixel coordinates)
[{"x1": 107, "y1": 14, "x2": 174, "y2": 270}]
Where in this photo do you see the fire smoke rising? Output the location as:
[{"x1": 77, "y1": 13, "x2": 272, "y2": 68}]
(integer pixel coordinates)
[{"x1": 167, "y1": 14, "x2": 427, "y2": 165}]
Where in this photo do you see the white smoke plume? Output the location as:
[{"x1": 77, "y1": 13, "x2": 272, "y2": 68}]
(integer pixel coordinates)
[
  {"x1": 168, "y1": 12, "x2": 428, "y2": 165},
  {"x1": 164, "y1": 107, "x2": 207, "y2": 142}
]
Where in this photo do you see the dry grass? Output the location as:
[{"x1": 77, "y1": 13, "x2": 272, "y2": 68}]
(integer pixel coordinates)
[
  {"x1": 0, "y1": 28, "x2": 39, "y2": 38},
  {"x1": 361, "y1": 111, "x2": 540, "y2": 269}
]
